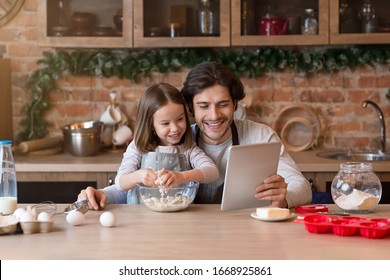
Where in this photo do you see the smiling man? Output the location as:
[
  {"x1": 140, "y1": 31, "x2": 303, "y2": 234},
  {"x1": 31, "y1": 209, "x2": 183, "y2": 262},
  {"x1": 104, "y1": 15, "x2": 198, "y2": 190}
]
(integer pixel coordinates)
[{"x1": 181, "y1": 61, "x2": 312, "y2": 208}]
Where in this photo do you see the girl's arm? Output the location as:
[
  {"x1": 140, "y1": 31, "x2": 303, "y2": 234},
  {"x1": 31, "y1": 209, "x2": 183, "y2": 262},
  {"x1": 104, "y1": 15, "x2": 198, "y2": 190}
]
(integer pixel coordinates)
[
  {"x1": 119, "y1": 168, "x2": 158, "y2": 190},
  {"x1": 114, "y1": 141, "x2": 157, "y2": 191},
  {"x1": 156, "y1": 168, "x2": 206, "y2": 188},
  {"x1": 156, "y1": 144, "x2": 219, "y2": 188}
]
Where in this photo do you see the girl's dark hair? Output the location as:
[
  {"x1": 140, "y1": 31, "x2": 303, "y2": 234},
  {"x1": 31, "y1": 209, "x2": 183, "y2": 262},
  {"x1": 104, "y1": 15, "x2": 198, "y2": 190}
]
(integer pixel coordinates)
[
  {"x1": 181, "y1": 61, "x2": 245, "y2": 113},
  {"x1": 134, "y1": 83, "x2": 193, "y2": 153}
]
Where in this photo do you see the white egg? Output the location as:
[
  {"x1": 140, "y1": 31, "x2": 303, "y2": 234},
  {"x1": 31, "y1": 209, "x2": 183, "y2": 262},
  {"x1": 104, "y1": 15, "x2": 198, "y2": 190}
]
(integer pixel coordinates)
[
  {"x1": 26, "y1": 205, "x2": 38, "y2": 219},
  {"x1": 37, "y1": 211, "x2": 53, "y2": 223},
  {"x1": 13, "y1": 207, "x2": 26, "y2": 219},
  {"x1": 19, "y1": 211, "x2": 36, "y2": 222},
  {"x1": 66, "y1": 210, "x2": 85, "y2": 226},
  {"x1": 99, "y1": 211, "x2": 116, "y2": 227}
]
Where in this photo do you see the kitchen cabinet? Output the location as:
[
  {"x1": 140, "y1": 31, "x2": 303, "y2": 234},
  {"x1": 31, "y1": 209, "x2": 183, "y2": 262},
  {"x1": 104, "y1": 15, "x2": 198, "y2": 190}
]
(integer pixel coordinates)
[
  {"x1": 330, "y1": 0, "x2": 390, "y2": 44},
  {"x1": 231, "y1": 0, "x2": 330, "y2": 46},
  {"x1": 37, "y1": 0, "x2": 390, "y2": 48},
  {"x1": 37, "y1": 0, "x2": 133, "y2": 48},
  {"x1": 16, "y1": 171, "x2": 114, "y2": 203},
  {"x1": 133, "y1": 0, "x2": 230, "y2": 48}
]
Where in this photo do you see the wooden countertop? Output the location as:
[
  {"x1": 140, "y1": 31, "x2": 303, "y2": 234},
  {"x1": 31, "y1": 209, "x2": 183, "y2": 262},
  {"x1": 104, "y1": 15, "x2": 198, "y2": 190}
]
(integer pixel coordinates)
[
  {"x1": 1, "y1": 204, "x2": 390, "y2": 260},
  {"x1": 14, "y1": 150, "x2": 390, "y2": 173},
  {"x1": 14, "y1": 149, "x2": 123, "y2": 172}
]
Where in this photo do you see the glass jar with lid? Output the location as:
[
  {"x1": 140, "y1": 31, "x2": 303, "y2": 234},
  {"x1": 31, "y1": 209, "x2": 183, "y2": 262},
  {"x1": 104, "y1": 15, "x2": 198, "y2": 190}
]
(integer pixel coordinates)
[
  {"x1": 331, "y1": 162, "x2": 382, "y2": 214},
  {"x1": 301, "y1": 8, "x2": 318, "y2": 35}
]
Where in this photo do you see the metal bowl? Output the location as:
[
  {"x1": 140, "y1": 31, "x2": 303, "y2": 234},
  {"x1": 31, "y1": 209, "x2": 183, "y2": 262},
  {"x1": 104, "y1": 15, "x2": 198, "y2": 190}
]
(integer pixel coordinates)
[{"x1": 62, "y1": 121, "x2": 103, "y2": 157}]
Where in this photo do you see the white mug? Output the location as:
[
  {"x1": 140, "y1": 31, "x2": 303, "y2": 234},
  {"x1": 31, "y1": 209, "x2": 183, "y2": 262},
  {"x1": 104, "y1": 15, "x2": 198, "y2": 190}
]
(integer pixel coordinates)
[
  {"x1": 100, "y1": 106, "x2": 121, "y2": 125},
  {"x1": 112, "y1": 125, "x2": 133, "y2": 146},
  {"x1": 101, "y1": 126, "x2": 114, "y2": 147}
]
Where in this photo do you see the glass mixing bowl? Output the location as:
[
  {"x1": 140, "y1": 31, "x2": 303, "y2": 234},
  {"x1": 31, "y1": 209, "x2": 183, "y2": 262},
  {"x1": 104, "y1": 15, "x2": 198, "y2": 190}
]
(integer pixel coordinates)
[{"x1": 138, "y1": 182, "x2": 199, "y2": 212}]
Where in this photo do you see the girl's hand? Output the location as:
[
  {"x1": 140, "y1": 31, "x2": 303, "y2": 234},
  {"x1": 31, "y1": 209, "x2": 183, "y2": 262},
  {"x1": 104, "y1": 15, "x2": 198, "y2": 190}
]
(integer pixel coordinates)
[
  {"x1": 137, "y1": 168, "x2": 158, "y2": 187},
  {"x1": 156, "y1": 169, "x2": 184, "y2": 188}
]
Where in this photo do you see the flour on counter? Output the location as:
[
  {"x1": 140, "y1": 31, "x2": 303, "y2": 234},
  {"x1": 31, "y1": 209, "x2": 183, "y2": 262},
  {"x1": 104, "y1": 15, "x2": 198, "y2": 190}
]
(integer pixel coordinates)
[{"x1": 335, "y1": 188, "x2": 379, "y2": 210}]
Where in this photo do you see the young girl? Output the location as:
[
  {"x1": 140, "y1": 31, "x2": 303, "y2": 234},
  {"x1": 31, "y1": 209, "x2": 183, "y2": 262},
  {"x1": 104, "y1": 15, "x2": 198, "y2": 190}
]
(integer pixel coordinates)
[{"x1": 114, "y1": 82, "x2": 219, "y2": 204}]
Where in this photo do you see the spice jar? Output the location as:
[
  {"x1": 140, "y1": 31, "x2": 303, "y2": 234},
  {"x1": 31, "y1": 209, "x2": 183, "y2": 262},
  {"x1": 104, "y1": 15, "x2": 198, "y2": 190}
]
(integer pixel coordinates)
[{"x1": 331, "y1": 162, "x2": 382, "y2": 214}]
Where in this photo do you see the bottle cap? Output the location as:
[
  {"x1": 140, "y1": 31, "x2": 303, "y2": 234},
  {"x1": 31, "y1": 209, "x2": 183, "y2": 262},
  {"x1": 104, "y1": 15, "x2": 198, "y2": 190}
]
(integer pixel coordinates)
[{"x1": 0, "y1": 140, "x2": 12, "y2": 145}]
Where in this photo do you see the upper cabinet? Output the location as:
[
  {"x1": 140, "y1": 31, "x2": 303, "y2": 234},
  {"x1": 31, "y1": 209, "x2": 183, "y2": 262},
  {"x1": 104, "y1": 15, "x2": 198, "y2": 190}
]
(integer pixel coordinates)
[
  {"x1": 37, "y1": 0, "x2": 390, "y2": 48},
  {"x1": 37, "y1": 0, "x2": 133, "y2": 48},
  {"x1": 231, "y1": 0, "x2": 329, "y2": 46},
  {"x1": 330, "y1": 0, "x2": 390, "y2": 45},
  {"x1": 133, "y1": 0, "x2": 230, "y2": 48}
]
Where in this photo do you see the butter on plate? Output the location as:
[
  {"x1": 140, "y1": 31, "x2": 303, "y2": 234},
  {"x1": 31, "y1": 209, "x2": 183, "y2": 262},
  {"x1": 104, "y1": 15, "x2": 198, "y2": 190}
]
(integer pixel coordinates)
[{"x1": 256, "y1": 207, "x2": 291, "y2": 220}]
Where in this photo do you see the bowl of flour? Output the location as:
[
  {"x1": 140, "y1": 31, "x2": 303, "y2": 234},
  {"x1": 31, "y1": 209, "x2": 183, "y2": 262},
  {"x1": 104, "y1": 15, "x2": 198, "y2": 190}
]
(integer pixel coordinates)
[{"x1": 138, "y1": 182, "x2": 199, "y2": 212}]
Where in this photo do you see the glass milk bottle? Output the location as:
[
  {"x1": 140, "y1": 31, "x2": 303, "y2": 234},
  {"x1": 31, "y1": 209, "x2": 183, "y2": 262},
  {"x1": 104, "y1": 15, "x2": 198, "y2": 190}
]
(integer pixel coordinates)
[
  {"x1": 0, "y1": 140, "x2": 17, "y2": 215},
  {"x1": 331, "y1": 162, "x2": 381, "y2": 214}
]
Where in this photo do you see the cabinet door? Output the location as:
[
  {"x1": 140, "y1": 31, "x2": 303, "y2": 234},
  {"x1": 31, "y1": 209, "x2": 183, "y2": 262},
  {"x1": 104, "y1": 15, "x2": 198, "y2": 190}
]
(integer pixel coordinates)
[
  {"x1": 16, "y1": 172, "x2": 104, "y2": 203},
  {"x1": 330, "y1": 0, "x2": 390, "y2": 44},
  {"x1": 231, "y1": 0, "x2": 329, "y2": 46},
  {"x1": 133, "y1": 0, "x2": 230, "y2": 48},
  {"x1": 37, "y1": 0, "x2": 132, "y2": 48}
]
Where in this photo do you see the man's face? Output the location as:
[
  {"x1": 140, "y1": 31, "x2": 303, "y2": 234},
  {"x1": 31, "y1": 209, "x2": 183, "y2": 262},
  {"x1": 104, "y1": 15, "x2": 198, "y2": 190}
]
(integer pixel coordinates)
[{"x1": 192, "y1": 85, "x2": 235, "y2": 145}]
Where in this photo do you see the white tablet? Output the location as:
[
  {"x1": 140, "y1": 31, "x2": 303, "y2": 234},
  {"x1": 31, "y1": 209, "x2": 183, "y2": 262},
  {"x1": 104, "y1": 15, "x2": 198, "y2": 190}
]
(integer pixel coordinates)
[{"x1": 221, "y1": 142, "x2": 281, "y2": 211}]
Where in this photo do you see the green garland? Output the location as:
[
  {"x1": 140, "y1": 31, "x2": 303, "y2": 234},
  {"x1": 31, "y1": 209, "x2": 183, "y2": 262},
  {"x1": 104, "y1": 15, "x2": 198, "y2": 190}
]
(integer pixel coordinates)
[{"x1": 18, "y1": 45, "x2": 390, "y2": 142}]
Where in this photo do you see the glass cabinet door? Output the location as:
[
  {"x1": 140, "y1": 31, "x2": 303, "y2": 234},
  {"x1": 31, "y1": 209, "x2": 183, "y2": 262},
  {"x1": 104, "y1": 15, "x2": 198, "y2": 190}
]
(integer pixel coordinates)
[
  {"x1": 38, "y1": 0, "x2": 132, "y2": 48},
  {"x1": 330, "y1": 0, "x2": 390, "y2": 44},
  {"x1": 133, "y1": 0, "x2": 230, "y2": 48},
  {"x1": 231, "y1": 0, "x2": 329, "y2": 46}
]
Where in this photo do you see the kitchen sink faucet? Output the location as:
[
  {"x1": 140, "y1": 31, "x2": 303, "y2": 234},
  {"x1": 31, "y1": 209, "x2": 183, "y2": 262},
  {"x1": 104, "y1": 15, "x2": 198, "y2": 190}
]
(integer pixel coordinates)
[{"x1": 362, "y1": 100, "x2": 387, "y2": 153}]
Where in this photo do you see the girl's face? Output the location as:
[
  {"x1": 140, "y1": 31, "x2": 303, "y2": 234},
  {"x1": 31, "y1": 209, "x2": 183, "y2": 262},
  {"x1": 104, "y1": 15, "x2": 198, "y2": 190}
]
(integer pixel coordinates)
[{"x1": 153, "y1": 101, "x2": 187, "y2": 146}]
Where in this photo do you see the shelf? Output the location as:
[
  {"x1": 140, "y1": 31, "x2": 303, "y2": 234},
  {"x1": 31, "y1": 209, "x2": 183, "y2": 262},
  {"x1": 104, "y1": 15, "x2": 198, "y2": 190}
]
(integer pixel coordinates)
[
  {"x1": 133, "y1": 0, "x2": 230, "y2": 48},
  {"x1": 330, "y1": 0, "x2": 390, "y2": 45},
  {"x1": 231, "y1": 0, "x2": 329, "y2": 46},
  {"x1": 38, "y1": 0, "x2": 133, "y2": 48}
]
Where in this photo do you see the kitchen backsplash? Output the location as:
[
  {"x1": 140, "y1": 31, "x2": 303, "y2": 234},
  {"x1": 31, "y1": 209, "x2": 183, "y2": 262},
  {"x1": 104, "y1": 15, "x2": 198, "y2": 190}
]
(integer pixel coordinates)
[{"x1": 1, "y1": 0, "x2": 389, "y2": 151}]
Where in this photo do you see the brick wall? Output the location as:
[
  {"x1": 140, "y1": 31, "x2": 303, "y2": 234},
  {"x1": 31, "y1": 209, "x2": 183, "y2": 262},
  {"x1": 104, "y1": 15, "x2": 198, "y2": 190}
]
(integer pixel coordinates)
[{"x1": 1, "y1": 0, "x2": 390, "y2": 151}]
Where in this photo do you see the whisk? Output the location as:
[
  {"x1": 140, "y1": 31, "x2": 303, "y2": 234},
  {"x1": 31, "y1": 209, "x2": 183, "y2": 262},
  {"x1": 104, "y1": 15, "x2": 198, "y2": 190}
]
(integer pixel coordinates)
[{"x1": 31, "y1": 201, "x2": 57, "y2": 215}]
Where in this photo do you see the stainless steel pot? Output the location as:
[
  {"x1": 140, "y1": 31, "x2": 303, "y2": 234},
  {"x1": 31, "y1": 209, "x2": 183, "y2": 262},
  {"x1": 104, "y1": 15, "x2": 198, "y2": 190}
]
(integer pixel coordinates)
[{"x1": 62, "y1": 121, "x2": 103, "y2": 157}]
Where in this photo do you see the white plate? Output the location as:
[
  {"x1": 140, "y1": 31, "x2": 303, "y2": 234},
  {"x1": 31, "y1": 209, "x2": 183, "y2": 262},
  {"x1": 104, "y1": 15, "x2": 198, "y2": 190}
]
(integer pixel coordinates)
[{"x1": 250, "y1": 212, "x2": 295, "y2": 222}]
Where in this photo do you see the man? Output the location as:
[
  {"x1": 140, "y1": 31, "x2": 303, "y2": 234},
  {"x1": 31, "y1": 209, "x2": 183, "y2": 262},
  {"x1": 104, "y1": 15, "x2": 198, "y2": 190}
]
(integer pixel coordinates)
[
  {"x1": 79, "y1": 62, "x2": 311, "y2": 209},
  {"x1": 181, "y1": 61, "x2": 311, "y2": 208}
]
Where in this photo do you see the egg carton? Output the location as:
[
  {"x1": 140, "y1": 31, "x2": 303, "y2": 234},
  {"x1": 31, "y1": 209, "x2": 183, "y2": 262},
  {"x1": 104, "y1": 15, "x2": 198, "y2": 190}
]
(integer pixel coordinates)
[
  {"x1": 0, "y1": 214, "x2": 54, "y2": 235},
  {"x1": 295, "y1": 214, "x2": 390, "y2": 239},
  {"x1": 0, "y1": 219, "x2": 54, "y2": 235}
]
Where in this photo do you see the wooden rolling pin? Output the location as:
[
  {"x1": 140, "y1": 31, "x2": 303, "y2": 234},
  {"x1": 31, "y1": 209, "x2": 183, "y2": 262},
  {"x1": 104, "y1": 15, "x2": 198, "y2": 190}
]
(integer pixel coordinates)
[{"x1": 12, "y1": 136, "x2": 64, "y2": 154}]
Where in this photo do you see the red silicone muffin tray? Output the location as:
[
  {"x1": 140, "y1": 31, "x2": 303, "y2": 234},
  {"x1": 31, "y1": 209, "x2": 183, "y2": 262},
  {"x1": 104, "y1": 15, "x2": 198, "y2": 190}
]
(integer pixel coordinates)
[{"x1": 295, "y1": 214, "x2": 390, "y2": 239}]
